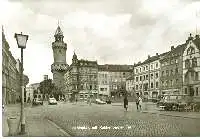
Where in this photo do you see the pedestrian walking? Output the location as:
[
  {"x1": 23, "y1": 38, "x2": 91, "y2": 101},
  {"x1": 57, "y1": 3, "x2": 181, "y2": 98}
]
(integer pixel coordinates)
[
  {"x1": 124, "y1": 96, "x2": 128, "y2": 111},
  {"x1": 138, "y1": 95, "x2": 143, "y2": 111},
  {"x1": 135, "y1": 94, "x2": 140, "y2": 111}
]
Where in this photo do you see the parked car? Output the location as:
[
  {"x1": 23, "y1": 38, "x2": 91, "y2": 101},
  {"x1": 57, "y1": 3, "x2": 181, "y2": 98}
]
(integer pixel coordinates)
[
  {"x1": 48, "y1": 97, "x2": 57, "y2": 105},
  {"x1": 157, "y1": 94, "x2": 188, "y2": 111},
  {"x1": 95, "y1": 99, "x2": 106, "y2": 104},
  {"x1": 32, "y1": 98, "x2": 43, "y2": 106},
  {"x1": 106, "y1": 99, "x2": 112, "y2": 104}
]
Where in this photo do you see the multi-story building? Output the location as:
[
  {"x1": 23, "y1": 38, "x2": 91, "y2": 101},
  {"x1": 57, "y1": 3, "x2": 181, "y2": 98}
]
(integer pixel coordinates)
[
  {"x1": 133, "y1": 53, "x2": 165, "y2": 99},
  {"x1": 2, "y1": 27, "x2": 29, "y2": 104},
  {"x1": 26, "y1": 83, "x2": 41, "y2": 102},
  {"x1": 64, "y1": 52, "x2": 98, "y2": 101},
  {"x1": 160, "y1": 45, "x2": 185, "y2": 95},
  {"x1": 98, "y1": 64, "x2": 133, "y2": 97},
  {"x1": 51, "y1": 25, "x2": 69, "y2": 90},
  {"x1": 98, "y1": 66, "x2": 110, "y2": 99},
  {"x1": 126, "y1": 76, "x2": 135, "y2": 96},
  {"x1": 183, "y1": 34, "x2": 200, "y2": 100}
]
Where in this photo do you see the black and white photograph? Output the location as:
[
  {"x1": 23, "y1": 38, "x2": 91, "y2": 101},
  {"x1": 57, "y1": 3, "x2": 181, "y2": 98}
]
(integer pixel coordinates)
[{"x1": 1, "y1": 0, "x2": 200, "y2": 137}]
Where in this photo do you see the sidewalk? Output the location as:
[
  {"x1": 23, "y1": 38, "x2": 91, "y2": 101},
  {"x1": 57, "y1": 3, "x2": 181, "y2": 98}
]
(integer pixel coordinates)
[
  {"x1": 110, "y1": 102, "x2": 200, "y2": 119},
  {"x1": 141, "y1": 102, "x2": 200, "y2": 119},
  {"x1": 2, "y1": 104, "x2": 70, "y2": 137}
]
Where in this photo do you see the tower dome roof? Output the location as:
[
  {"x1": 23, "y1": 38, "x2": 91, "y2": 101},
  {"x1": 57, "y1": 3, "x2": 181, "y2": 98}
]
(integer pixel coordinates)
[
  {"x1": 55, "y1": 26, "x2": 63, "y2": 36},
  {"x1": 73, "y1": 51, "x2": 77, "y2": 59}
]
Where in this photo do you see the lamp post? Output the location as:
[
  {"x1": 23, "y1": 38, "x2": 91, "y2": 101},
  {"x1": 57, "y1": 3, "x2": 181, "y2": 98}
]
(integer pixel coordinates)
[{"x1": 14, "y1": 32, "x2": 29, "y2": 134}]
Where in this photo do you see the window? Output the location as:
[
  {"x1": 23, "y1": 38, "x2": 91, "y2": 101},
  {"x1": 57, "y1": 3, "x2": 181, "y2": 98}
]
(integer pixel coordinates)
[
  {"x1": 156, "y1": 63, "x2": 158, "y2": 68},
  {"x1": 136, "y1": 77, "x2": 138, "y2": 82},
  {"x1": 171, "y1": 69, "x2": 173, "y2": 75},
  {"x1": 175, "y1": 68, "x2": 178, "y2": 74},
  {"x1": 162, "y1": 81, "x2": 164, "y2": 87},
  {"x1": 185, "y1": 88, "x2": 187, "y2": 94},
  {"x1": 196, "y1": 87, "x2": 199, "y2": 96},
  {"x1": 156, "y1": 82, "x2": 158, "y2": 88},
  {"x1": 166, "y1": 70, "x2": 169, "y2": 76},
  {"x1": 187, "y1": 46, "x2": 195, "y2": 55},
  {"x1": 146, "y1": 66, "x2": 148, "y2": 70},
  {"x1": 136, "y1": 85, "x2": 138, "y2": 90},
  {"x1": 195, "y1": 72, "x2": 199, "y2": 81},
  {"x1": 151, "y1": 65, "x2": 153, "y2": 69},
  {"x1": 155, "y1": 73, "x2": 158, "y2": 78},
  {"x1": 143, "y1": 67, "x2": 145, "y2": 71},
  {"x1": 170, "y1": 80, "x2": 173, "y2": 86},
  {"x1": 140, "y1": 68, "x2": 141, "y2": 72},
  {"x1": 136, "y1": 69, "x2": 138, "y2": 73},
  {"x1": 151, "y1": 82, "x2": 154, "y2": 88},
  {"x1": 170, "y1": 59, "x2": 174, "y2": 64},
  {"x1": 162, "y1": 71, "x2": 165, "y2": 76},
  {"x1": 140, "y1": 76, "x2": 142, "y2": 81},
  {"x1": 90, "y1": 85, "x2": 92, "y2": 90},
  {"x1": 151, "y1": 74, "x2": 153, "y2": 79},
  {"x1": 100, "y1": 88, "x2": 104, "y2": 91},
  {"x1": 146, "y1": 75, "x2": 148, "y2": 80},
  {"x1": 166, "y1": 80, "x2": 169, "y2": 86},
  {"x1": 143, "y1": 75, "x2": 146, "y2": 80},
  {"x1": 192, "y1": 57, "x2": 197, "y2": 67},
  {"x1": 176, "y1": 79, "x2": 179, "y2": 84},
  {"x1": 175, "y1": 59, "x2": 178, "y2": 63}
]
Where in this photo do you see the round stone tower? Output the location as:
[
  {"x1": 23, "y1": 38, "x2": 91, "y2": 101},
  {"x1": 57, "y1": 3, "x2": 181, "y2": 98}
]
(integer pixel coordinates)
[{"x1": 51, "y1": 25, "x2": 69, "y2": 89}]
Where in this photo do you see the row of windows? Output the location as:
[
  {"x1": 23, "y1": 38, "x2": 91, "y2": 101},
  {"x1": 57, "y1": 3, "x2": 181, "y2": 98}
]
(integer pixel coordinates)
[
  {"x1": 185, "y1": 87, "x2": 199, "y2": 96},
  {"x1": 135, "y1": 73, "x2": 159, "y2": 82},
  {"x1": 185, "y1": 58, "x2": 198, "y2": 68},
  {"x1": 161, "y1": 59, "x2": 178, "y2": 67},
  {"x1": 135, "y1": 63, "x2": 159, "y2": 73},
  {"x1": 161, "y1": 79, "x2": 179, "y2": 87},
  {"x1": 161, "y1": 68, "x2": 179, "y2": 76},
  {"x1": 135, "y1": 82, "x2": 159, "y2": 90},
  {"x1": 100, "y1": 88, "x2": 108, "y2": 91}
]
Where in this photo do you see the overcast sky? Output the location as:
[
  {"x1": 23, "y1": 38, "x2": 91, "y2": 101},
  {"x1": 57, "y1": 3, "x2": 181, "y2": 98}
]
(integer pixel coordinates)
[{"x1": 1, "y1": 0, "x2": 200, "y2": 85}]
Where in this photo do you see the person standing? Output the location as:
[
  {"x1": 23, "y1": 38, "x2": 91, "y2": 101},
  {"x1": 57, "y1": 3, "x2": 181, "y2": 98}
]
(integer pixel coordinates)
[{"x1": 124, "y1": 95, "x2": 128, "y2": 111}]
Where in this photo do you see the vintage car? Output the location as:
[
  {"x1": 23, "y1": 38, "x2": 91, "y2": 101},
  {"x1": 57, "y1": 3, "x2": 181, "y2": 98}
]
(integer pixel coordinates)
[
  {"x1": 157, "y1": 94, "x2": 188, "y2": 111},
  {"x1": 95, "y1": 99, "x2": 106, "y2": 104},
  {"x1": 32, "y1": 98, "x2": 43, "y2": 106},
  {"x1": 48, "y1": 97, "x2": 57, "y2": 105}
]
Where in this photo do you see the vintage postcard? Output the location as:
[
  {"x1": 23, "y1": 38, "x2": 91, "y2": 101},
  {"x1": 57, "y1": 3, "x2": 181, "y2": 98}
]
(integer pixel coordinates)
[{"x1": 1, "y1": 0, "x2": 200, "y2": 137}]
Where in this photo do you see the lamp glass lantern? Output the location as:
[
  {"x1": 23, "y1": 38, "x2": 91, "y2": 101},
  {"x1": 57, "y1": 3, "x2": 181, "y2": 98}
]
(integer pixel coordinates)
[{"x1": 14, "y1": 33, "x2": 29, "y2": 49}]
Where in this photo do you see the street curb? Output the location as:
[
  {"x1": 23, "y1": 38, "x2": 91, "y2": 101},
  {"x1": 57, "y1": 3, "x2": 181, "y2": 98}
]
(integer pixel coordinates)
[
  {"x1": 46, "y1": 118, "x2": 71, "y2": 136},
  {"x1": 142, "y1": 111, "x2": 200, "y2": 120}
]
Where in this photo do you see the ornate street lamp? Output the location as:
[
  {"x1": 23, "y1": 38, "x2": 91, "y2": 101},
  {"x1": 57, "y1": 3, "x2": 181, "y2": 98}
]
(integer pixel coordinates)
[{"x1": 14, "y1": 32, "x2": 29, "y2": 134}]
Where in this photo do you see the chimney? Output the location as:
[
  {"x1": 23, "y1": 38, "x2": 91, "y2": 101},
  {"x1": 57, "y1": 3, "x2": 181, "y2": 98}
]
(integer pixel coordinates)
[
  {"x1": 148, "y1": 55, "x2": 150, "y2": 59},
  {"x1": 195, "y1": 34, "x2": 199, "y2": 39},
  {"x1": 156, "y1": 53, "x2": 159, "y2": 56},
  {"x1": 171, "y1": 46, "x2": 174, "y2": 51}
]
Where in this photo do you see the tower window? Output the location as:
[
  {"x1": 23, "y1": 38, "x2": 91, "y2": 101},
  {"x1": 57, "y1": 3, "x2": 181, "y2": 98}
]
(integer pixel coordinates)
[{"x1": 59, "y1": 50, "x2": 62, "y2": 53}]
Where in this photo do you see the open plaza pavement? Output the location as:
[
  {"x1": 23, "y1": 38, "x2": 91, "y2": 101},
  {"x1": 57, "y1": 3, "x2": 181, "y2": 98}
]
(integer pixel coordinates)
[{"x1": 2, "y1": 101, "x2": 200, "y2": 137}]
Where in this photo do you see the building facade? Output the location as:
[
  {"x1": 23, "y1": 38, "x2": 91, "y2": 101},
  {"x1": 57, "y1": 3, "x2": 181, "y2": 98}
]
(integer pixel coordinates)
[
  {"x1": 160, "y1": 45, "x2": 185, "y2": 95},
  {"x1": 133, "y1": 54, "x2": 163, "y2": 99},
  {"x1": 126, "y1": 76, "x2": 135, "y2": 96},
  {"x1": 98, "y1": 65, "x2": 133, "y2": 97},
  {"x1": 183, "y1": 34, "x2": 200, "y2": 99},
  {"x1": 2, "y1": 27, "x2": 29, "y2": 104},
  {"x1": 51, "y1": 25, "x2": 69, "y2": 90},
  {"x1": 64, "y1": 52, "x2": 98, "y2": 101},
  {"x1": 98, "y1": 66, "x2": 110, "y2": 99}
]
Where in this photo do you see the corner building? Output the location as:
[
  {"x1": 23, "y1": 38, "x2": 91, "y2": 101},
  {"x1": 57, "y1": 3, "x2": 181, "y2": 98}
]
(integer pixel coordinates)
[{"x1": 183, "y1": 34, "x2": 200, "y2": 100}]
